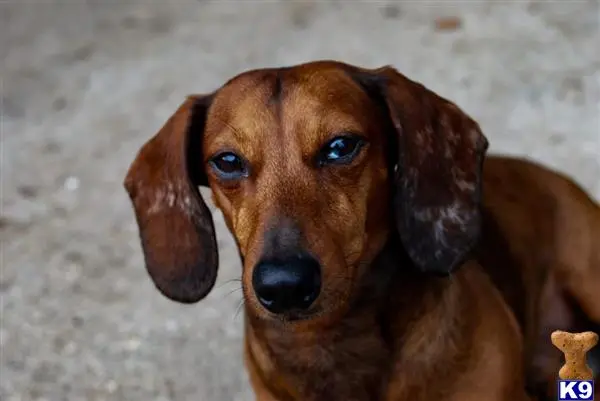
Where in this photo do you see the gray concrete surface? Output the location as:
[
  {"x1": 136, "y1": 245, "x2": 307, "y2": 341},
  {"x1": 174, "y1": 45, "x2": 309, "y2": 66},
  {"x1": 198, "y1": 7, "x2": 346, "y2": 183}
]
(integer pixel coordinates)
[{"x1": 1, "y1": 1, "x2": 599, "y2": 400}]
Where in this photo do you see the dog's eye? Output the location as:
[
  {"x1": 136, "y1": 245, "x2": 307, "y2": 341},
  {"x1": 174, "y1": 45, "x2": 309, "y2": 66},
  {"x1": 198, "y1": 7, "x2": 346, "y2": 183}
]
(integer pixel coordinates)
[
  {"x1": 209, "y1": 152, "x2": 248, "y2": 179},
  {"x1": 319, "y1": 135, "x2": 365, "y2": 166}
]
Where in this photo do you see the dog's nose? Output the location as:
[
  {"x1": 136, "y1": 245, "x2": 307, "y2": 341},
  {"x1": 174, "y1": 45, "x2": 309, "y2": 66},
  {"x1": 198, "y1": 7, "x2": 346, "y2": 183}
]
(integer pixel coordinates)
[{"x1": 252, "y1": 255, "x2": 321, "y2": 314}]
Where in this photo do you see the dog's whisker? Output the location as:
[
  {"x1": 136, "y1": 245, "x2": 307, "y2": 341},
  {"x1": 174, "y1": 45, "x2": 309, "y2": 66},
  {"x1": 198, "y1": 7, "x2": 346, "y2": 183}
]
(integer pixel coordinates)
[
  {"x1": 223, "y1": 286, "x2": 243, "y2": 298},
  {"x1": 233, "y1": 299, "x2": 245, "y2": 321},
  {"x1": 216, "y1": 278, "x2": 243, "y2": 290}
]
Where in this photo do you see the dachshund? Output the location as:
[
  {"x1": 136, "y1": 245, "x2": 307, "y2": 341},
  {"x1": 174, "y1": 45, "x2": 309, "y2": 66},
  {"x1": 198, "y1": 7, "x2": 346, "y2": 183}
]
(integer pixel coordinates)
[{"x1": 123, "y1": 60, "x2": 600, "y2": 401}]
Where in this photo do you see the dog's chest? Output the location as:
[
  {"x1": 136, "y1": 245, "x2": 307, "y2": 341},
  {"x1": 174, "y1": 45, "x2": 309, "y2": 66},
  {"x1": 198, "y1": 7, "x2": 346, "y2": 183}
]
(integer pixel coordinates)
[{"x1": 248, "y1": 325, "x2": 391, "y2": 401}]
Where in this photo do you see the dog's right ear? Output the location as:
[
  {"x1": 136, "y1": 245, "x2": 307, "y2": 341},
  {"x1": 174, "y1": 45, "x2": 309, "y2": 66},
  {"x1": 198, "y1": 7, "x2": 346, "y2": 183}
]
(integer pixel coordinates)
[{"x1": 123, "y1": 95, "x2": 218, "y2": 304}]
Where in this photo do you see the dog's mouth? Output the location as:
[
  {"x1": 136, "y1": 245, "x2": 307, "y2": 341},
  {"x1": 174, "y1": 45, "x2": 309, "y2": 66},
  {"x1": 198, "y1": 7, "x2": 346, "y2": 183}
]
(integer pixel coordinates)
[{"x1": 269, "y1": 306, "x2": 337, "y2": 326}]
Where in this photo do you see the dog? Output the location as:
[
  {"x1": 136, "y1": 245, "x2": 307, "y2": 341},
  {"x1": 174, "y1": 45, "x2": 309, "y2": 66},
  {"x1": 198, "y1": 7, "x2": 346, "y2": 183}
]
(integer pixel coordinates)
[{"x1": 123, "y1": 60, "x2": 600, "y2": 401}]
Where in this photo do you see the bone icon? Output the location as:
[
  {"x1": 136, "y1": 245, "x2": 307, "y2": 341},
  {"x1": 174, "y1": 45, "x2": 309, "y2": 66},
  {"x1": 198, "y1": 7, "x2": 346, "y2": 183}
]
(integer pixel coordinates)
[{"x1": 551, "y1": 330, "x2": 598, "y2": 380}]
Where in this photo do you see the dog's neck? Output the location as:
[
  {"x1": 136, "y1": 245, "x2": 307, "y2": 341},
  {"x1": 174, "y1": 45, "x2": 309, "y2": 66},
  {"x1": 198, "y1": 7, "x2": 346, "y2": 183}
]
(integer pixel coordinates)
[{"x1": 244, "y1": 239, "x2": 459, "y2": 400}]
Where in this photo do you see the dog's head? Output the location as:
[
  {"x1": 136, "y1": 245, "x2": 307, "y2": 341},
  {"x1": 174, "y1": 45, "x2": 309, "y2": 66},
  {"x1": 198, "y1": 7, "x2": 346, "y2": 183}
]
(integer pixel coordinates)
[{"x1": 124, "y1": 61, "x2": 488, "y2": 322}]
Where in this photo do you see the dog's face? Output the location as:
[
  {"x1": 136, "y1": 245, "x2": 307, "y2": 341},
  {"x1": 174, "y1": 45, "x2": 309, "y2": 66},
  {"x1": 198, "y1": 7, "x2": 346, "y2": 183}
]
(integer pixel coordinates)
[
  {"x1": 203, "y1": 65, "x2": 392, "y2": 321},
  {"x1": 124, "y1": 61, "x2": 488, "y2": 323}
]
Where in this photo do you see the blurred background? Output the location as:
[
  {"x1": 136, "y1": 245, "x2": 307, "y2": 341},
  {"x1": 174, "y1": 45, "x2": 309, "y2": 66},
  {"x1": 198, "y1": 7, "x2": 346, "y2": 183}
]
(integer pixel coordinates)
[{"x1": 1, "y1": 1, "x2": 599, "y2": 400}]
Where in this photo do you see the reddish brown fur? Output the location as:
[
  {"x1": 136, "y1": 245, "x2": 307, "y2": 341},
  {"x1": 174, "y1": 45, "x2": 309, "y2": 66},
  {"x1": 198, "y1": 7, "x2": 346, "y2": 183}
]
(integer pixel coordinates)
[
  {"x1": 205, "y1": 66, "x2": 392, "y2": 326},
  {"x1": 124, "y1": 60, "x2": 600, "y2": 401}
]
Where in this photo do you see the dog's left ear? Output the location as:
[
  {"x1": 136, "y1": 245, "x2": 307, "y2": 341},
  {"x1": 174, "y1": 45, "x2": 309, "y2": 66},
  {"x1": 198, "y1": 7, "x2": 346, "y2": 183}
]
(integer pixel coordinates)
[{"x1": 352, "y1": 66, "x2": 489, "y2": 274}]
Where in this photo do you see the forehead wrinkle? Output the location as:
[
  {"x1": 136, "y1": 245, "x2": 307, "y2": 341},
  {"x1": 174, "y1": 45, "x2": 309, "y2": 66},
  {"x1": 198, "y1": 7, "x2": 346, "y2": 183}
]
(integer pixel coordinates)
[
  {"x1": 233, "y1": 71, "x2": 281, "y2": 120},
  {"x1": 269, "y1": 71, "x2": 284, "y2": 107}
]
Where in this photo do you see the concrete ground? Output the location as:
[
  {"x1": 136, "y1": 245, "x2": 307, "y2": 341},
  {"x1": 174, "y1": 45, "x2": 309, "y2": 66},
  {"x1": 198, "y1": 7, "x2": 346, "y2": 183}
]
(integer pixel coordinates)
[{"x1": 1, "y1": 1, "x2": 599, "y2": 400}]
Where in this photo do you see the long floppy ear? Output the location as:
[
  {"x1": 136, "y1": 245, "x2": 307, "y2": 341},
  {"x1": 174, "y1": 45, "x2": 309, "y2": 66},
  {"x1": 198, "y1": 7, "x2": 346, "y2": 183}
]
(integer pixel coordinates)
[
  {"x1": 123, "y1": 95, "x2": 218, "y2": 303},
  {"x1": 353, "y1": 66, "x2": 488, "y2": 274}
]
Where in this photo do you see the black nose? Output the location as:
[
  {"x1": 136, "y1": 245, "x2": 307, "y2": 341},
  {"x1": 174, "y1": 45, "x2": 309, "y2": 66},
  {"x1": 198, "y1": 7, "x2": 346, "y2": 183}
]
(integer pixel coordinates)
[{"x1": 252, "y1": 255, "x2": 321, "y2": 314}]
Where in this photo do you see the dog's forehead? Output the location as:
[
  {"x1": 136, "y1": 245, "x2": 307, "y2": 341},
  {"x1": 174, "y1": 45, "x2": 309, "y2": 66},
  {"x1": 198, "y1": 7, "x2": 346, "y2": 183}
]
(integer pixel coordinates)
[
  {"x1": 213, "y1": 64, "x2": 372, "y2": 117},
  {"x1": 204, "y1": 64, "x2": 379, "y2": 148}
]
